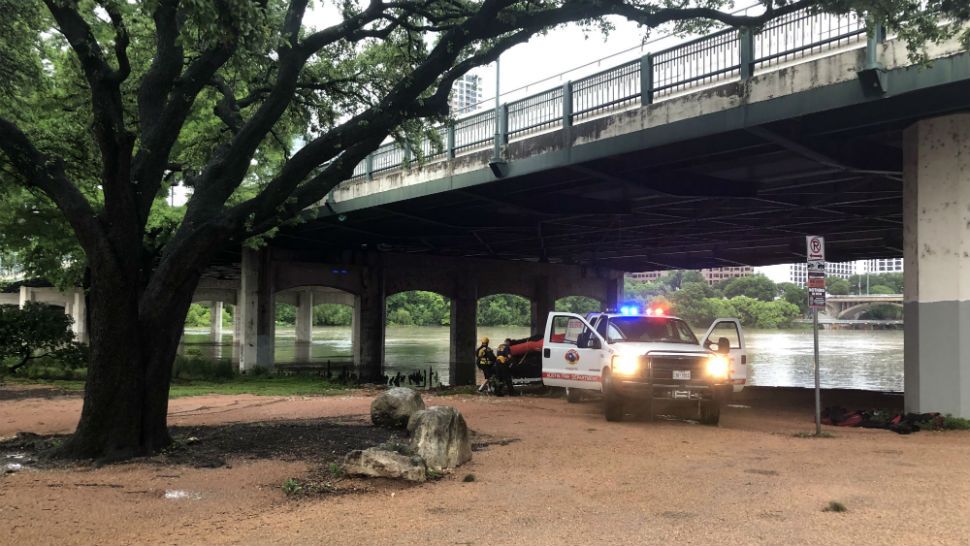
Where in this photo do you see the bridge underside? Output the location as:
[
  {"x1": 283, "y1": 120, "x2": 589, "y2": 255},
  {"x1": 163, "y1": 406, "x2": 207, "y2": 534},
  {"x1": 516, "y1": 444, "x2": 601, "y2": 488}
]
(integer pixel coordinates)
[{"x1": 274, "y1": 79, "x2": 969, "y2": 271}]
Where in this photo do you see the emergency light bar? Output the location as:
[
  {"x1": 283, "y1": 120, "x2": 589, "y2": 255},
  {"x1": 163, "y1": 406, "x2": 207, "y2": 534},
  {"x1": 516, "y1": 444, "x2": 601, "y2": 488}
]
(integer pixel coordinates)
[{"x1": 619, "y1": 305, "x2": 640, "y2": 316}]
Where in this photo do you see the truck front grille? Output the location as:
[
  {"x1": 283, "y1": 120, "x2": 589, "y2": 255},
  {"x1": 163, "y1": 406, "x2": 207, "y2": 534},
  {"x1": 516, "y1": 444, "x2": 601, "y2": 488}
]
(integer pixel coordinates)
[{"x1": 649, "y1": 355, "x2": 707, "y2": 383}]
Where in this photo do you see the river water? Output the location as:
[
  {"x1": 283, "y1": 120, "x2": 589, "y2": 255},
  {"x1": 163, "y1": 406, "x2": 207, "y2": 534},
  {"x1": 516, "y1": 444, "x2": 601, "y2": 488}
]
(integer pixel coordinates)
[{"x1": 180, "y1": 325, "x2": 904, "y2": 392}]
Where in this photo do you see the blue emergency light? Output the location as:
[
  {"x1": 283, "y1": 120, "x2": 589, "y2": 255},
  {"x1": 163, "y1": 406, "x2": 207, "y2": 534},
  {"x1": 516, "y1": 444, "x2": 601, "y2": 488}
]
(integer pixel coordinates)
[{"x1": 619, "y1": 304, "x2": 640, "y2": 316}]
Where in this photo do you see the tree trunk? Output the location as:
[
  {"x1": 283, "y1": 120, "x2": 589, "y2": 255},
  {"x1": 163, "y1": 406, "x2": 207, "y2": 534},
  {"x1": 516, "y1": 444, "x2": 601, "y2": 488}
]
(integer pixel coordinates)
[{"x1": 59, "y1": 263, "x2": 198, "y2": 460}]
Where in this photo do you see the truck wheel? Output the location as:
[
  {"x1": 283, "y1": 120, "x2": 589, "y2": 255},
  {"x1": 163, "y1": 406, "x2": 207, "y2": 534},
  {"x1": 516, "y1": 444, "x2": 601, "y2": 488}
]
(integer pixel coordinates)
[
  {"x1": 602, "y1": 371, "x2": 623, "y2": 422},
  {"x1": 565, "y1": 387, "x2": 582, "y2": 403},
  {"x1": 700, "y1": 401, "x2": 721, "y2": 426}
]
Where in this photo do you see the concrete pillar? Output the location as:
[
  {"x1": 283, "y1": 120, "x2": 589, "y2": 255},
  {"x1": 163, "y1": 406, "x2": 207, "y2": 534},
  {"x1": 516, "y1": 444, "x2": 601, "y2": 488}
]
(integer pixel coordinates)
[
  {"x1": 449, "y1": 278, "x2": 478, "y2": 386},
  {"x1": 209, "y1": 301, "x2": 224, "y2": 342},
  {"x1": 352, "y1": 295, "x2": 362, "y2": 366},
  {"x1": 903, "y1": 113, "x2": 970, "y2": 418},
  {"x1": 605, "y1": 276, "x2": 623, "y2": 310},
  {"x1": 233, "y1": 301, "x2": 242, "y2": 343},
  {"x1": 239, "y1": 248, "x2": 260, "y2": 371},
  {"x1": 72, "y1": 290, "x2": 87, "y2": 343},
  {"x1": 18, "y1": 286, "x2": 35, "y2": 308},
  {"x1": 357, "y1": 266, "x2": 385, "y2": 383},
  {"x1": 531, "y1": 277, "x2": 555, "y2": 334},
  {"x1": 295, "y1": 290, "x2": 313, "y2": 343},
  {"x1": 255, "y1": 249, "x2": 276, "y2": 368}
]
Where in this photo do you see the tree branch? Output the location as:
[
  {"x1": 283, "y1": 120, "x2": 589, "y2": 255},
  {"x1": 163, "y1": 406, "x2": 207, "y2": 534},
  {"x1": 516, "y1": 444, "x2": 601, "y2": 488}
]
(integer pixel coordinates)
[
  {"x1": 0, "y1": 116, "x2": 105, "y2": 256},
  {"x1": 98, "y1": 0, "x2": 131, "y2": 82}
]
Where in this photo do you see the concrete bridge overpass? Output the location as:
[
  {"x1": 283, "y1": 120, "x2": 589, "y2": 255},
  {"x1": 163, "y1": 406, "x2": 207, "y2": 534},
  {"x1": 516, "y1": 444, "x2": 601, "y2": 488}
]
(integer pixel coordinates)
[
  {"x1": 257, "y1": 9, "x2": 969, "y2": 416},
  {"x1": 824, "y1": 294, "x2": 903, "y2": 320}
]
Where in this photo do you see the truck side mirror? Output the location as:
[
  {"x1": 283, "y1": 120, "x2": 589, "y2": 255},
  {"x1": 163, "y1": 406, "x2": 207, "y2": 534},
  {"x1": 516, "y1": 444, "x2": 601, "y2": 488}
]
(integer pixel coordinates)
[
  {"x1": 588, "y1": 337, "x2": 602, "y2": 350},
  {"x1": 717, "y1": 337, "x2": 730, "y2": 354},
  {"x1": 576, "y1": 331, "x2": 590, "y2": 348}
]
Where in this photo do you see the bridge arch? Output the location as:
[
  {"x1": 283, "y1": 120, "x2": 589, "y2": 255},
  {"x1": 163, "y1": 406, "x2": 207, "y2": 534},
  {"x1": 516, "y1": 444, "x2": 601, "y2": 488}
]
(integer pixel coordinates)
[{"x1": 837, "y1": 302, "x2": 904, "y2": 320}]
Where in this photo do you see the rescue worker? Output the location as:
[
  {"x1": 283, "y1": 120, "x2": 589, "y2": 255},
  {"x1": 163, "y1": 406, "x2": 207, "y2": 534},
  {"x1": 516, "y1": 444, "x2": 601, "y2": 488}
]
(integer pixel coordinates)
[
  {"x1": 493, "y1": 338, "x2": 516, "y2": 396},
  {"x1": 476, "y1": 337, "x2": 496, "y2": 384}
]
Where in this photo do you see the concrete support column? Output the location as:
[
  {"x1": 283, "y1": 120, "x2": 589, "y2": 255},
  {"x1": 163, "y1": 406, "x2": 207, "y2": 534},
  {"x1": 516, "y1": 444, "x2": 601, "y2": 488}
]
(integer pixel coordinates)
[
  {"x1": 531, "y1": 277, "x2": 555, "y2": 334},
  {"x1": 72, "y1": 290, "x2": 87, "y2": 343},
  {"x1": 239, "y1": 248, "x2": 260, "y2": 371},
  {"x1": 352, "y1": 295, "x2": 362, "y2": 367},
  {"x1": 449, "y1": 277, "x2": 478, "y2": 386},
  {"x1": 209, "y1": 301, "x2": 224, "y2": 342},
  {"x1": 255, "y1": 249, "x2": 276, "y2": 369},
  {"x1": 295, "y1": 290, "x2": 313, "y2": 343},
  {"x1": 604, "y1": 276, "x2": 623, "y2": 310},
  {"x1": 233, "y1": 301, "x2": 242, "y2": 343},
  {"x1": 903, "y1": 113, "x2": 970, "y2": 418},
  {"x1": 18, "y1": 286, "x2": 35, "y2": 308},
  {"x1": 357, "y1": 266, "x2": 385, "y2": 383}
]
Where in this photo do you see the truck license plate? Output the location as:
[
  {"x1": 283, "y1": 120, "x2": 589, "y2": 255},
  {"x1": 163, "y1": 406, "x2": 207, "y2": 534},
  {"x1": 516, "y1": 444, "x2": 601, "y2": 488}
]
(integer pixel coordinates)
[{"x1": 673, "y1": 370, "x2": 691, "y2": 380}]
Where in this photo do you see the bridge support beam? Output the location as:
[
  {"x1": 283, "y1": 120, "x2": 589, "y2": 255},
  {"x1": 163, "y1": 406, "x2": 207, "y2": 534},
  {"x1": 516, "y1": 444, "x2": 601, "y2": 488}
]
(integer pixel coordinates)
[
  {"x1": 604, "y1": 277, "x2": 623, "y2": 310},
  {"x1": 295, "y1": 290, "x2": 313, "y2": 344},
  {"x1": 209, "y1": 301, "x2": 224, "y2": 342},
  {"x1": 531, "y1": 277, "x2": 555, "y2": 334},
  {"x1": 357, "y1": 266, "x2": 385, "y2": 383},
  {"x1": 903, "y1": 113, "x2": 970, "y2": 418},
  {"x1": 239, "y1": 248, "x2": 276, "y2": 371},
  {"x1": 449, "y1": 275, "x2": 478, "y2": 386}
]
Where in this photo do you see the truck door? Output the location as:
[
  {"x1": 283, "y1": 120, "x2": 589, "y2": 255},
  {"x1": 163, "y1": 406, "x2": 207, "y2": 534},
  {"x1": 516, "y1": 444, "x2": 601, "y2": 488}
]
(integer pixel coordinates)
[
  {"x1": 703, "y1": 318, "x2": 747, "y2": 392},
  {"x1": 542, "y1": 313, "x2": 607, "y2": 392}
]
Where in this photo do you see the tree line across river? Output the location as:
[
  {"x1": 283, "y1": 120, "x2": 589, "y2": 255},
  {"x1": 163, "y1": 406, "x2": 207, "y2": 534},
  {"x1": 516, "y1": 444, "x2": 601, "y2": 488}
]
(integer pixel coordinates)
[{"x1": 184, "y1": 271, "x2": 905, "y2": 330}]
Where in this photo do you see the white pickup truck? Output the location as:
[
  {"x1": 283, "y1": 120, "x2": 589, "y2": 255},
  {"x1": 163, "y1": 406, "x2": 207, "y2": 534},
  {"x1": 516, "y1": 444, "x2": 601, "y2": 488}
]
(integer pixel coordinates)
[{"x1": 540, "y1": 310, "x2": 747, "y2": 424}]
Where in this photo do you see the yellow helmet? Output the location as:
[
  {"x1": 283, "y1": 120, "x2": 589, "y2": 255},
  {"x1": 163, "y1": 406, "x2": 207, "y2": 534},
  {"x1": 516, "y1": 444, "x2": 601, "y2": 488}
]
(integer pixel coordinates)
[{"x1": 479, "y1": 336, "x2": 489, "y2": 345}]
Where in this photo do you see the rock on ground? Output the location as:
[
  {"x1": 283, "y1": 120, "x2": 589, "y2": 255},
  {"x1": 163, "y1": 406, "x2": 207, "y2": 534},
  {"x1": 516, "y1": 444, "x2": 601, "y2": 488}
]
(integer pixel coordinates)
[
  {"x1": 370, "y1": 387, "x2": 425, "y2": 428},
  {"x1": 343, "y1": 447, "x2": 427, "y2": 482},
  {"x1": 407, "y1": 406, "x2": 472, "y2": 471}
]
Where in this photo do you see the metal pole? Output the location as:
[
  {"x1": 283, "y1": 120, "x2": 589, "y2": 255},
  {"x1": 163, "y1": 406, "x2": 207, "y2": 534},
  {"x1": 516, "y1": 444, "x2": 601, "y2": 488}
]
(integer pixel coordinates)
[
  {"x1": 493, "y1": 57, "x2": 501, "y2": 160},
  {"x1": 813, "y1": 307, "x2": 821, "y2": 435}
]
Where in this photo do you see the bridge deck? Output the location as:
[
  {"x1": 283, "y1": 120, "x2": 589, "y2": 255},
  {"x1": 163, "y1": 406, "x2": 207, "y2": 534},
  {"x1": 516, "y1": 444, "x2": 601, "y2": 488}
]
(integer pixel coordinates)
[{"x1": 272, "y1": 20, "x2": 970, "y2": 272}]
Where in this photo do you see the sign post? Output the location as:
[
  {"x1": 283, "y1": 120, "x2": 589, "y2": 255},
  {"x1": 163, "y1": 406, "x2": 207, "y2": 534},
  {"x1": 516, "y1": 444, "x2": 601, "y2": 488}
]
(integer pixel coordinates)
[{"x1": 806, "y1": 236, "x2": 826, "y2": 436}]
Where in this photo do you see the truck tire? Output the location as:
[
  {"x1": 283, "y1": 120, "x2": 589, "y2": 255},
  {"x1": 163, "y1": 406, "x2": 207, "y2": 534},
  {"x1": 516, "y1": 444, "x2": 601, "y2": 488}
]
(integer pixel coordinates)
[
  {"x1": 700, "y1": 401, "x2": 721, "y2": 426},
  {"x1": 602, "y1": 370, "x2": 623, "y2": 422},
  {"x1": 565, "y1": 387, "x2": 582, "y2": 403}
]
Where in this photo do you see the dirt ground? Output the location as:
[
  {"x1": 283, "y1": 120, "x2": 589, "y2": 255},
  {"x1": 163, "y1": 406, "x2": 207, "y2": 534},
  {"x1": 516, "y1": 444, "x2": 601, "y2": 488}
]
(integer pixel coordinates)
[{"x1": 1, "y1": 386, "x2": 968, "y2": 546}]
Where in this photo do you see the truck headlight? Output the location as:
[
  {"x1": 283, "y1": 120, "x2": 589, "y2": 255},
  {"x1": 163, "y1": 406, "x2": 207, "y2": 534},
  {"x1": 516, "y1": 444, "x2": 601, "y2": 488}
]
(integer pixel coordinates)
[
  {"x1": 706, "y1": 355, "x2": 729, "y2": 379},
  {"x1": 612, "y1": 354, "x2": 640, "y2": 375}
]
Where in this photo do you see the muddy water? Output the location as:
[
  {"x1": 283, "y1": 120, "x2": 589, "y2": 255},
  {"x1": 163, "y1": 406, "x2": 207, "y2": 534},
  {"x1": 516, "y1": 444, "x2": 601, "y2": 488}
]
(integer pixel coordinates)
[{"x1": 180, "y1": 326, "x2": 904, "y2": 392}]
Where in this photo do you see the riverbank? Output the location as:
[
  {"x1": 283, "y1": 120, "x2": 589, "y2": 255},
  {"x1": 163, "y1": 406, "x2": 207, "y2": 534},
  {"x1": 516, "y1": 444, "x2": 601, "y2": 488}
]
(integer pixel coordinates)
[{"x1": 1, "y1": 386, "x2": 967, "y2": 546}]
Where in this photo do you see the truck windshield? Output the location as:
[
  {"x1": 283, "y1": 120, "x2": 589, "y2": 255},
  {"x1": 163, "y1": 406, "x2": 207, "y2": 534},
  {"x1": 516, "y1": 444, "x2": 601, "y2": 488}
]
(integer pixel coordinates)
[{"x1": 607, "y1": 316, "x2": 699, "y2": 344}]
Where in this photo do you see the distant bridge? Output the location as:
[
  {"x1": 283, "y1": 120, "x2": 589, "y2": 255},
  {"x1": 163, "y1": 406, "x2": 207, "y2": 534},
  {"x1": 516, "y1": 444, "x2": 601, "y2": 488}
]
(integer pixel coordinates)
[{"x1": 824, "y1": 294, "x2": 902, "y2": 320}]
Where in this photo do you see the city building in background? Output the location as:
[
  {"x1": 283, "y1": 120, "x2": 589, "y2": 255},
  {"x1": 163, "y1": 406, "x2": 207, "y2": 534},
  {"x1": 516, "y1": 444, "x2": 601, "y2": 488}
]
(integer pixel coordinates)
[
  {"x1": 628, "y1": 266, "x2": 754, "y2": 286},
  {"x1": 865, "y1": 258, "x2": 904, "y2": 273},
  {"x1": 626, "y1": 259, "x2": 903, "y2": 290},
  {"x1": 449, "y1": 73, "x2": 482, "y2": 116}
]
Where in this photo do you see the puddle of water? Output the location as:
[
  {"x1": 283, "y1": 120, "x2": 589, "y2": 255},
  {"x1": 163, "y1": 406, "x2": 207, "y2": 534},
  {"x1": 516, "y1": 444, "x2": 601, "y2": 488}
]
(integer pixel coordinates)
[{"x1": 164, "y1": 490, "x2": 202, "y2": 500}]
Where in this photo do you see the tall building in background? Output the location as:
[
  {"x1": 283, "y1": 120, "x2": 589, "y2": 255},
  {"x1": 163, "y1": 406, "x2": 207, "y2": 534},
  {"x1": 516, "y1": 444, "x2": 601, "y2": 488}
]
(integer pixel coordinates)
[
  {"x1": 864, "y1": 258, "x2": 904, "y2": 273},
  {"x1": 757, "y1": 261, "x2": 861, "y2": 287},
  {"x1": 449, "y1": 73, "x2": 482, "y2": 116}
]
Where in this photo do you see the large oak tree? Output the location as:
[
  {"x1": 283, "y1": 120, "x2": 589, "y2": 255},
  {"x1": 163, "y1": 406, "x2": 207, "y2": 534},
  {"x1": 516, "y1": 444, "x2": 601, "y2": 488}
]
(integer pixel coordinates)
[{"x1": 0, "y1": 0, "x2": 965, "y2": 460}]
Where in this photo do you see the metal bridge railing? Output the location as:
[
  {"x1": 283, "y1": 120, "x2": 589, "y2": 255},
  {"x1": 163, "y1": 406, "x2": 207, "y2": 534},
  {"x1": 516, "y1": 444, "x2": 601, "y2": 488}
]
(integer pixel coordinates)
[{"x1": 346, "y1": 7, "x2": 878, "y2": 183}]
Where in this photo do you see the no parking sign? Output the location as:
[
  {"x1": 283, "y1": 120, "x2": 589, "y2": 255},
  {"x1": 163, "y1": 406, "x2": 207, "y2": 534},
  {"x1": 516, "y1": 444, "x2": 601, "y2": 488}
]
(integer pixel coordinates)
[{"x1": 806, "y1": 236, "x2": 826, "y2": 310}]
